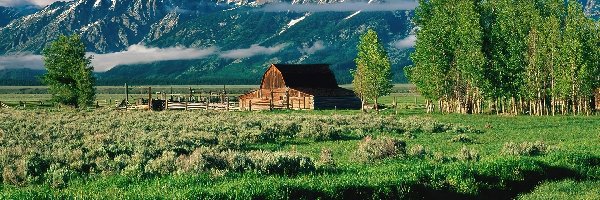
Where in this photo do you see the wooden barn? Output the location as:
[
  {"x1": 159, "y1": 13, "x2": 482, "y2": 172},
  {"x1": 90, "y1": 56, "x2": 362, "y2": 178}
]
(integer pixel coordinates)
[{"x1": 239, "y1": 64, "x2": 361, "y2": 111}]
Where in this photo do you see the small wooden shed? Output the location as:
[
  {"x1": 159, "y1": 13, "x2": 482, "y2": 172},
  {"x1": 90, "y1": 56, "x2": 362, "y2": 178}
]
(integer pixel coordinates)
[{"x1": 239, "y1": 64, "x2": 361, "y2": 110}]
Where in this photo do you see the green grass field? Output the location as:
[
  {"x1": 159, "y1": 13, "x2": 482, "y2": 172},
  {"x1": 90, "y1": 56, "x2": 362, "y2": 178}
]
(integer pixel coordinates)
[{"x1": 0, "y1": 85, "x2": 598, "y2": 199}]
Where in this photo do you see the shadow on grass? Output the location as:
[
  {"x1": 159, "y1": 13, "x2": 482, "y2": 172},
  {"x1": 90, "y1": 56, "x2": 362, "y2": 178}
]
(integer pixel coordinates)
[{"x1": 274, "y1": 157, "x2": 598, "y2": 200}]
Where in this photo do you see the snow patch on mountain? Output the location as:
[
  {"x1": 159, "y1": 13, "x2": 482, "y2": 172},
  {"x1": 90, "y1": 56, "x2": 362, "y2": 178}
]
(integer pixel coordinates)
[
  {"x1": 279, "y1": 13, "x2": 310, "y2": 34},
  {"x1": 345, "y1": 10, "x2": 361, "y2": 20}
]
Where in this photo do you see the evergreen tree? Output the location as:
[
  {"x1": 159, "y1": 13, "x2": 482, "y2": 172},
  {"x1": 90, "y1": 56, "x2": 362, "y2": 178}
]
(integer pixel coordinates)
[
  {"x1": 42, "y1": 34, "x2": 96, "y2": 108},
  {"x1": 353, "y1": 29, "x2": 393, "y2": 112}
]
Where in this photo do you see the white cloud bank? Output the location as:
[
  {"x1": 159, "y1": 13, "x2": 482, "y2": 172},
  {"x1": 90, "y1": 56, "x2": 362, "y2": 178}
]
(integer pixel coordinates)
[
  {"x1": 394, "y1": 35, "x2": 417, "y2": 49},
  {"x1": 219, "y1": 44, "x2": 287, "y2": 59},
  {"x1": 0, "y1": 54, "x2": 44, "y2": 70},
  {"x1": 0, "y1": 44, "x2": 288, "y2": 72},
  {"x1": 0, "y1": 0, "x2": 71, "y2": 7},
  {"x1": 89, "y1": 45, "x2": 218, "y2": 71},
  {"x1": 259, "y1": 1, "x2": 418, "y2": 12},
  {"x1": 299, "y1": 40, "x2": 325, "y2": 55}
]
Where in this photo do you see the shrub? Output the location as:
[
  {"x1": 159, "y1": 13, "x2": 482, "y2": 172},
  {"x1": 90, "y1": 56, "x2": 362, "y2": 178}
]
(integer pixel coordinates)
[
  {"x1": 175, "y1": 147, "x2": 227, "y2": 173},
  {"x1": 450, "y1": 134, "x2": 474, "y2": 144},
  {"x1": 355, "y1": 136, "x2": 406, "y2": 162},
  {"x1": 2, "y1": 163, "x2": 26, "y2": 186},
  {"x1": 258, "y1": 121, "x2": 300, "y2": 141},
  {"x1": 3, "y1": 153, "x2": 50, "y2": 185},
  {"x1": 45, "y1": 164, "x2": 73, "y2": 188},
  {"x1": 501, "y1": 141, "x2": 548, "y2": 156},
  {"x1": 318, "y1": 148, "x2": 336, "y2": 168},
  {"x1": 248, "y1": 151, "x2": 315, "y2": 175},
  {"x1": 121, "y1": 151, "x2": 147, "y2": 178},
  {"x1": 221, "y1": 150, "x2": 253, "y2": 172},
  {"x1": 299, "y1": 121, "x2": 341, "y2": 141},
  {"x1": 430, "y1": 152, "x2": 452, "y2": 163},
  {"x1": 145, "y1": 151, "x2": 177, "y2": 176},
  {"x1": 455, "y1": 146, "x2": 480, "y2": 162},
  {"x1": 408, "y1": 145, "x2": 427, "y2": 159}
]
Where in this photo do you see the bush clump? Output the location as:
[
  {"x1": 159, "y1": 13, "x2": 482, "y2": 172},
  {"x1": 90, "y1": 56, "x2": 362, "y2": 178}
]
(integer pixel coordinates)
[
  {"x1": 451, "y1": 134, "x2": 474, "y2": 144},
  {"x1": 408, "y1": 144, "x2": 427, "y2": 159},
  {"x1": 355, "y1": 136, "x2": 406, "y2": 162},
  {"x1": 176, "y1": 147, "x2": 227, "y2": 173},
  {"x1": 455, "y1": 146, "x2": 480, "y2": 162},
  {"x1": 248, "y1": 151, "x2": 315, "y2": 175},
  {"x1": 318, "y1": 148, "x2": 336, "y2": 168},
  {"x1": 45, "y1": 164, "x2": 73, "y2": 188},
  {"x1": 501, "y1": 141, "x2": 548, "y2": 156},
  {"x1": 145, "y1": 151, "x2": 177, "y2": 176},
  {"x1": 299, "y1": 121, "x2": 342, "y2": 141}
]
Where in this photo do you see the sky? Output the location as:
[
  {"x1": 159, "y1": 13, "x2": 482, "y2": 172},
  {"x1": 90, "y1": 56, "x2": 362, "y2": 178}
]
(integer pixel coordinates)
[{"x1": 0, "y1": 0, "x2": 68, "y2": 7}]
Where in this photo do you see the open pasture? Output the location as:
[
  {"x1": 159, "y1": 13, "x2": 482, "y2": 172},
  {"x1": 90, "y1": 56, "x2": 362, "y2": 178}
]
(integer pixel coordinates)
[{"x1": 0, "y1": 107, "x2": 598, "y2": 199}]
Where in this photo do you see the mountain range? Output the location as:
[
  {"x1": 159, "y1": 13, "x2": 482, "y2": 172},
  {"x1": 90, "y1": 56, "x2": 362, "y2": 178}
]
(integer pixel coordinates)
[{"x1": 0, "y1": 0, "x2": 597, "y2": 86}]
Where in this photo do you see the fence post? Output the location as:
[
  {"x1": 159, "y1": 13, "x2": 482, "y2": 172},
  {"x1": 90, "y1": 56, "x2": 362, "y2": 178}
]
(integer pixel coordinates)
[
  {"x1": 270, "y1": 90, "x2": 274, "y2": 111},
  {"x1": 395, "y1": 96, "x2": 398, "y2": 115},
  {"x1": 148, "y1": 87, "x2": 152, "y2": 111},
  {"x1": 207, "y1": 92, "x2": 211, "y2": 110},
  {"x1": 125, "y1": 83, "x2": 129, "y2": 110},
  {"x1": 226, "y1": 97, "x2": 230, "y2": 111},
  {"x1": 285, "y1": 88, "x2": 290, "y2": 110}
]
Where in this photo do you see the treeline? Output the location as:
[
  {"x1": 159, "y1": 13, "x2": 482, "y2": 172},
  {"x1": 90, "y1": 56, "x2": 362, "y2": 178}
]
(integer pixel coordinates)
[{"x1": 407, "y1": 0, "x2": 600, "y2": 115}]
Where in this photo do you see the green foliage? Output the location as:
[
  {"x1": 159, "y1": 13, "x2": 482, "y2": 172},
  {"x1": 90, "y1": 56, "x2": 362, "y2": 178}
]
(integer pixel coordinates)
[
  {"x1": 1, "y1": 110, "x2": 599, "y2": 199},
  {"x1": 355, "y1": 136, "x2": 406, "y2": 162},
  {"x1": 451, "y1": 134, "x2": 474, "y2": 144},
  {"x1": 42, "y1": 34, "x2": 95, "y2": 108},
  {"x1": 455, "y1": 146, "x2": 480, "y2": 162},
  {"x1": 247, "y1": 151, "x2": 315, "y2": 175},
  {"x1": 411, "y1": 0, "x2": 600, "y2": 115},
  {"x1": 353, "y1": 29, "x2": 393, "y2": 110},
  {"x1": 407, "y1": 144, "x2": 427, "y2": 159},
  {"x1": 501, "y1": 141, "x2": 548, "y2": 156}
]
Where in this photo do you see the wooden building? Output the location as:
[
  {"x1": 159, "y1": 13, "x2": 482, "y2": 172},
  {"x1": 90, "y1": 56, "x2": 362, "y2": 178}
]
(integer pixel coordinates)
[{"x1": 239, "y1": 64, "x2": 361, "y2": 110}]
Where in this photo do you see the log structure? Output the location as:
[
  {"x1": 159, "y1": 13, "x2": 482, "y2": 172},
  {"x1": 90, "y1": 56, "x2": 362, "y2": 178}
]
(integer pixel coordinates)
[{"x1": 239, "y1": 64, "x2": 361, "y2": 111}]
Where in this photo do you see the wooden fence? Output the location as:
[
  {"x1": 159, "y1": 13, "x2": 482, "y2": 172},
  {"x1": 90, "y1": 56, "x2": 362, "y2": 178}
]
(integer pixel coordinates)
[{"x1": 0, "y1": 101, "x2": 10, "y2": 109}]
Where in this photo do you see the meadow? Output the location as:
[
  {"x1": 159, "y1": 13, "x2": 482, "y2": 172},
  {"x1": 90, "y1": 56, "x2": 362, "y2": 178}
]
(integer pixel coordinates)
[{"x1": 0, "y1": 85, "x2": 598, "y2": 199}]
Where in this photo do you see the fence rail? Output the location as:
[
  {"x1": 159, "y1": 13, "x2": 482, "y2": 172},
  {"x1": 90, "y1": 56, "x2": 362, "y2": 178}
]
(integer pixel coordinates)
[{"x1": 0, "y1": 101, "x2": 10, "y2": 109}]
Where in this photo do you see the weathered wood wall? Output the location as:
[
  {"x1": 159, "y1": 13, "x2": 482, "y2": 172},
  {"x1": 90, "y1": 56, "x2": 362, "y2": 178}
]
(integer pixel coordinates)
[
  {"x1": 239, "y1": 88, "x2": 314, "y2": 111},
  {"x1": 261, "y1": 65, "x2": 286, "y2": 90}
]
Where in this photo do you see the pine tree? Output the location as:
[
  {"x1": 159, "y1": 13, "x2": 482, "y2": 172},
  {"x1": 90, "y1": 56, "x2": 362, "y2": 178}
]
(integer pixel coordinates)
[
  {"x1": 42, "y1": 34, "x2": 96, "y2": 108},
  {"x1": 353, "y1": 29, "x2": 393, "y2": 112}
]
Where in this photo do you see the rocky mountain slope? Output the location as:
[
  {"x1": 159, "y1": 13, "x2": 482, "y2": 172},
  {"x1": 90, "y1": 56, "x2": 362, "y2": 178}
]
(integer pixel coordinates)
[{"x1": 0, "y1": 6, "x2": 39, "y2": 27}]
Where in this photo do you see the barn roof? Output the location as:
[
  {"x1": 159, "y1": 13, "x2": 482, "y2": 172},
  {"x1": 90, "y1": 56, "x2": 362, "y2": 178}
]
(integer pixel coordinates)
[{"x1": 272, "y1": 64, "x2": 339, "y2": 88}]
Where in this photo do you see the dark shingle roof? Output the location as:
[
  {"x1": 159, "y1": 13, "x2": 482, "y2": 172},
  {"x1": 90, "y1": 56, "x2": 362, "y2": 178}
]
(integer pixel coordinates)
[{"x1": 273, "y1": 64, "x2": 339, "y2": 88}]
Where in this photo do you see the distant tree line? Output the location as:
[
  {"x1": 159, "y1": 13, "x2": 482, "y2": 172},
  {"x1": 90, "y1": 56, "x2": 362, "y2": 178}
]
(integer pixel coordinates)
[{"x1": 406, "y1": 0, "x2": 600, "y2": 115}]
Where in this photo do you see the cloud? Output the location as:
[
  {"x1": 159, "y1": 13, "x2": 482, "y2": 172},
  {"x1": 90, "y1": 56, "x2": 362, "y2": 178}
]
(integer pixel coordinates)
[
  {"x1": 299, "y1": 40, "x2": 325, "y2": 55},
  {"x1": 394, "y1": 35, "x2": 417, "y2": 49},
  {"x1": 89, "y1": 45, "x2": 217, "y2": 71},
  {"x1": 0, "y1": 54, "x2": 44, "y2": 70},
  {"x1": 220, "y1": 44, "x2": 287, "y2": 59},
  {"x1": 0, "y1": 44, "x2": 289, "y2": 71},
  {"x1": 0, "y1": 0, "x2": 70, "y2": 7},
  {"x1": 259, "y1": 1, "x2": 418, "y2": 13}
]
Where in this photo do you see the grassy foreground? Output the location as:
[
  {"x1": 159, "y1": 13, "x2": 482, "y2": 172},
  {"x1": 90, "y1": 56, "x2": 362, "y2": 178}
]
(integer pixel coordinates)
[{"x1": 0, "y1": 108, "x2": 598, "y2": 199}]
